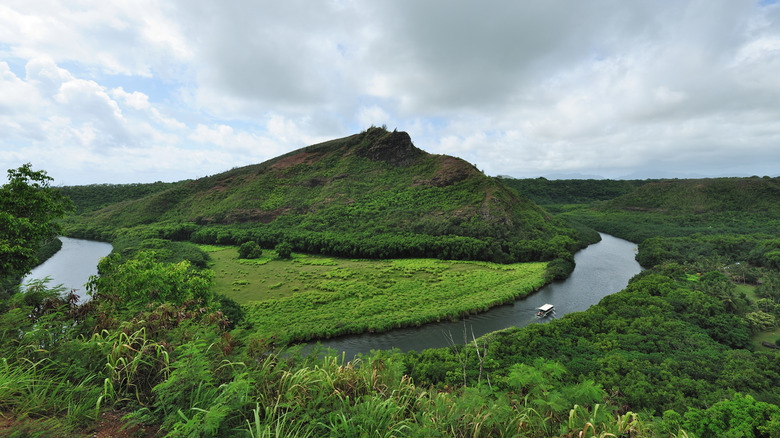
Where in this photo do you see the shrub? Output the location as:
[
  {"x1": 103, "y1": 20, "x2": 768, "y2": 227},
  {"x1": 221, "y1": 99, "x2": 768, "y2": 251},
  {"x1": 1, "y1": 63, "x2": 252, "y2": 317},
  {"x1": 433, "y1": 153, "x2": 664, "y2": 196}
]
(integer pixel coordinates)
[
  {"x1": 217, "y1": 295, "x2": 245, "y2": 329},
  {"x1": 238, "y1": 241, "x2": 263, "y2": 259},
  {"x1": 275, "y1": 242, "x2": 293, "y2": 259},
  {"x1": 87, "y1": 251, "x2": 214, "y2": 306}
]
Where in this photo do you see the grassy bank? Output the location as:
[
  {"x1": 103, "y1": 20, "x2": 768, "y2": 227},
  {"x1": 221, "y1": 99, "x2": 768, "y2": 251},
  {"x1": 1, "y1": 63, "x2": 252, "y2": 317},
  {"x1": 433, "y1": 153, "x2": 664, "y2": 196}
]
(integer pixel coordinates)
[{"x1": 203, "y1": 245, "x2": 548, "y2": 344}]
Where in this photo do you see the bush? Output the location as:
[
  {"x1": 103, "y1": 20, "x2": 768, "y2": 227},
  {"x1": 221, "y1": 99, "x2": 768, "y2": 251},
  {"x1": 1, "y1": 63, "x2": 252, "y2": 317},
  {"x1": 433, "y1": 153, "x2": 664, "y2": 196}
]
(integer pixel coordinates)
[
  {"x1": 217, "y1": 295, "x2": 245, "y2": 329},
  {"x1": 238, "y1": 241, "x2": 263, "y2": 259},
  {"x1": 275, "y1": 241, "x2": 293, "y2": 259},
  {"x1": 88, "y1": 251, "x2": 214, "y2": 305}
]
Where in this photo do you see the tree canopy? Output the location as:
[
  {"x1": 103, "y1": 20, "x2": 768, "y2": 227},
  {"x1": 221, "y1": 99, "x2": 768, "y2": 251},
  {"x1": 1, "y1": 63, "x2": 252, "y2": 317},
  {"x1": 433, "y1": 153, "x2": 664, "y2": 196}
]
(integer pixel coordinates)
[{"x1": 0, "y1": 164, "x2": 71, "y2": 294}]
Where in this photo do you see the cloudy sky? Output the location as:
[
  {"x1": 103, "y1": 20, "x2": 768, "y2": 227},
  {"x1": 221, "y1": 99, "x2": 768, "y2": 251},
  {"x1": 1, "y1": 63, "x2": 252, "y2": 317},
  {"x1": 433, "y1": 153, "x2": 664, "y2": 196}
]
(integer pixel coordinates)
[{"x1": 2, "y1": 1, "x2": 780, "y2": 185}]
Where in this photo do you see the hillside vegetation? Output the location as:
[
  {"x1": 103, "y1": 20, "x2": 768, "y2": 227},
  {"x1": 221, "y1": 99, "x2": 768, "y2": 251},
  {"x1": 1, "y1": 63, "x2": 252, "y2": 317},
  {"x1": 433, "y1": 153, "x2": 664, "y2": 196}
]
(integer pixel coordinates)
[
  {"x1": 605, "y1": 177, "x2": 780, "y2": 214},
  {"x1": 4, "y1": 165, "x2": 780, "y2": 436},
  {"x1": 64, "y1": 127, "x2": 587, "y2": 266},
  {"x1": 532, "y1": 176, "x2": 780, "y2": 242},
  {"x1": 57, "y1": 181, "x2": 182, "y2": 214},
  {"x1": 498, "y1": 177, "x2": 651, "y2": 206}
]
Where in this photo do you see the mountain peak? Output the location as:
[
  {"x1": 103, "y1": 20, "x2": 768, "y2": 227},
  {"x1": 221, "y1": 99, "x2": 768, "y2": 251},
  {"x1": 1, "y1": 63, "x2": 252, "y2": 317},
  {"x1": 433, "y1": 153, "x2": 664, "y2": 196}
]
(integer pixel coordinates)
[{"x1": 355, "y1": 127, "x2": 424, "y2": 167}]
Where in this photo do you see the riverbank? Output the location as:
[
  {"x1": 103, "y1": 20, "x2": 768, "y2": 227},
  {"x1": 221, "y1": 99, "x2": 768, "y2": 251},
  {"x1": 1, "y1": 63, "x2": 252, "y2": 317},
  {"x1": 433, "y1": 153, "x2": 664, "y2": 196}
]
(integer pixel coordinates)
[{"x1": 34, "y1": 237, "x2": 63, "y2": 267}]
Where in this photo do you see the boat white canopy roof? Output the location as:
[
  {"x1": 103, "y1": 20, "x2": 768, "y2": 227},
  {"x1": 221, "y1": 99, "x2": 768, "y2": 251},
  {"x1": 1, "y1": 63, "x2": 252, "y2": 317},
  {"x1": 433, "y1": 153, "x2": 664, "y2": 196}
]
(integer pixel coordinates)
[{"x1": 538, "y1": 304, "x2": 554, "y2": 312}]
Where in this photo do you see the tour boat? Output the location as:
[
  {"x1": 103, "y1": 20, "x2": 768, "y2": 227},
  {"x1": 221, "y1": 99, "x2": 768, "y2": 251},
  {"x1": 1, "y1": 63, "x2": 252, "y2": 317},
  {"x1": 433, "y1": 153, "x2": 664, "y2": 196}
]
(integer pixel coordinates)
[{"x1": 536, "y1": 303, "x2": 554, "y2": 317}]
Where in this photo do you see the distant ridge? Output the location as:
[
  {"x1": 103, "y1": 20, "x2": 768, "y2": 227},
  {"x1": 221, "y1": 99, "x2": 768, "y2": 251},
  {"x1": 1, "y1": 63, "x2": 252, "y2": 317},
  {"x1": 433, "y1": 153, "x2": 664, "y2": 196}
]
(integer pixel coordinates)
[{"x1": 605, "y1": 177, "x2": 780, "y2": 214}]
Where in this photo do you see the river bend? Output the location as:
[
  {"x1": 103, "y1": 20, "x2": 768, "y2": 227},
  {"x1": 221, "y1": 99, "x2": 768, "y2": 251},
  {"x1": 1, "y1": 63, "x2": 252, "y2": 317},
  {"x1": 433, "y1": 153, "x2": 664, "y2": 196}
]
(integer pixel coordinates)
[{"x1": 312, "y1": 233, "x2": 641, "y2": 357}]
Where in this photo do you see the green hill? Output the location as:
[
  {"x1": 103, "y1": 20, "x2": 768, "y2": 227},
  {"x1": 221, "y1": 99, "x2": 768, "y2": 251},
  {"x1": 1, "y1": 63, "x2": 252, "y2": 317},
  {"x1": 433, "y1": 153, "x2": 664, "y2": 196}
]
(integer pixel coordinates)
[
  {"x1": 498, "y1": 177, "x2": 651, "y2": 206},
  {"x1": 65, "y1": 127, "x2": 582, "y2": 264},
  {"x1": 56, "y1": 181, "x2": 182, "y2": 214},
  {"x1": 605, "y1": 176, "x2": 780, "y2": 214}
]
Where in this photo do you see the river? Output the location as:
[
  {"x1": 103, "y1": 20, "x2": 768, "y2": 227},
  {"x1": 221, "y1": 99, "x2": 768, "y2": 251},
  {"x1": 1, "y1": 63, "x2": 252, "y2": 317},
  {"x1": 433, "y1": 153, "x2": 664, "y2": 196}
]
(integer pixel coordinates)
[
  {"x1": 24, "y1": 236, "x2": 113, "y2": 303},
  {"x1": 25, "y1": 233, "x2": 640, "y2": 356},
  {"x1": 311, "y1": 233, "x2": 641, "y2": 357}
]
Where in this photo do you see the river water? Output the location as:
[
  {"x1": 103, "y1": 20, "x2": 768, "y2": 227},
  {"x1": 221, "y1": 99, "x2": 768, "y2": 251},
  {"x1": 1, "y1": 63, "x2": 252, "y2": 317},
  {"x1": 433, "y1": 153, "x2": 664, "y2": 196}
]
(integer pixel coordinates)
[
  {"x1": 24, "y1": 236, "x2": 113, "y2": 302},
  {"x1": 311, "y1": 233, "x2": 641, "y2": 357}
]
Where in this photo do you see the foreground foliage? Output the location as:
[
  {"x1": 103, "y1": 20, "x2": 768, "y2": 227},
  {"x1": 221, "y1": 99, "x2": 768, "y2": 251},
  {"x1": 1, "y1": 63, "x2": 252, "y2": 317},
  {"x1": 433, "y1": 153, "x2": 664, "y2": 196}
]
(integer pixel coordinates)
[
  {"x1": 3, "y1": 253, "x2": 780, "y2": 436},
  {"x1": 408, "y1": 263, "x2": 780, "y2": 415},
  {"x1": 0, "y1": 280, "x2": 675, "y2": 437}
]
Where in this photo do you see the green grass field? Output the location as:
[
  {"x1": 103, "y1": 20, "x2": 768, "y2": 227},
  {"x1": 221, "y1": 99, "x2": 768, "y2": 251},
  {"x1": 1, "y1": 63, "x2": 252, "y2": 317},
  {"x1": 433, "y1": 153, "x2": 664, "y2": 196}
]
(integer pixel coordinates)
[
  {"x1": 202, "y1": 245, "x2": 549, "y2": 344},
  {"x1": 753, "y1": 327, "x2": 780, "y2": 350},
  {"x1": 735, "y1": 283, "x2": 757, "y2": 301}
]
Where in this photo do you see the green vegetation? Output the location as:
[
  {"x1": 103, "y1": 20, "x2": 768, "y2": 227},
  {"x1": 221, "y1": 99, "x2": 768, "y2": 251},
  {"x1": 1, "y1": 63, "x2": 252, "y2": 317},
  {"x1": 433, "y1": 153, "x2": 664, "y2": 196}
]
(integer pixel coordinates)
[
  {"x1": 5, "y1": 165, "x2": 780, "y2": 435},
  {"x1": 87, "y1": 250, "x2": 215, "y2": 306},
  {"x1": 63, "y1": 128, "x2": 587, "y2": 265},
  {"x1": 274, "y1": 241, "x2": 292, "y2": 259},
  {"x1": 499, "y1": 176, "x2": 651, "y2": 206},
  {"x1": 0, "y1": 278, "x2": 656, "y2": 436},
  {"x1": 407, "y1": 263, "x2": 777, "y2": 410},
  {"x1": 238, "y1": 240, "x2": 263, "y2": 259},
  {"x1": 204, "y1": 245, "x2": 549, "y2": 343},
  {"x1": 56, "y1": 180, "x2": 183, "y2": 214}
]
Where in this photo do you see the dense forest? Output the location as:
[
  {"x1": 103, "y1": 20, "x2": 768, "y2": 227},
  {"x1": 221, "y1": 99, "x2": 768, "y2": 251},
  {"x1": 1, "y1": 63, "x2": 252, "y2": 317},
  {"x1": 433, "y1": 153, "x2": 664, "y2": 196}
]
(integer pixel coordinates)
[
  {"x1": 1, "y1": 150, "x2": 779, "y2": 435},
  {"x1": 497, "y1": 177, "x2": 652, "y2": 206}
]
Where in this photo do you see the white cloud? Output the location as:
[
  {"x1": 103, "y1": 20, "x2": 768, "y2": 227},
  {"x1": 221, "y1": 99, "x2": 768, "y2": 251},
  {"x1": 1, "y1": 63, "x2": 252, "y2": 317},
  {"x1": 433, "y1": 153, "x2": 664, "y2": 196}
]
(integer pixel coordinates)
[
  {"x1": 356, "y1": 106, "x2": 391, "y2": 129},
  {"x1": 112, "y1": 87, "x2": 150, "y2": 110},
  {"x1": 0, "y1": 0, "x2": 190, "y2": 76},
  {"x1": 3, "y1": 1, "x2": 780, "y2": 184},
  {"x1": 23, "y1": 56, "x2": 71, "y2": 97},
  {"x1": 0, "y1": 62, "x2": 38, "y2": 113},
  {"x1": 189, "y1": 116, "x2": 318, "y2": 164},
  {"x1": 191, "y1": 124, "x2": 236, "y2": 148}
]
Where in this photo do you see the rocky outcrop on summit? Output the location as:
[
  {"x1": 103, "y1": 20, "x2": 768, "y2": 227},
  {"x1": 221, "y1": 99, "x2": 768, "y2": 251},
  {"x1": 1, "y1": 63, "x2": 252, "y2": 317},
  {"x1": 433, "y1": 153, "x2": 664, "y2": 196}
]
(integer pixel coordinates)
[{"x1": 355, "y1": 129, "x2": 425, "y2": 167}]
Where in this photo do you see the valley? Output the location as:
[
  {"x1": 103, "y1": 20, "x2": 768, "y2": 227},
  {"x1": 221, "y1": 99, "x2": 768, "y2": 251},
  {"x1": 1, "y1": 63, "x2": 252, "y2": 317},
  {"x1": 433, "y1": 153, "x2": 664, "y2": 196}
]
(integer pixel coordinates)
[{"x1": 1, "y1": 131, "x2": 779, "y2": 437}]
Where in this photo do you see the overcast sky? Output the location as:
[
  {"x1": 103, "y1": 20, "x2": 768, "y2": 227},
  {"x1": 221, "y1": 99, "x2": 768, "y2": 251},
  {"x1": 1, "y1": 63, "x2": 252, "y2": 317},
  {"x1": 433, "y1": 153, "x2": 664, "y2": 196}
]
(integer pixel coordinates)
[{"x1": 2, "y1": 1, "x2": 779, "y2": 185}]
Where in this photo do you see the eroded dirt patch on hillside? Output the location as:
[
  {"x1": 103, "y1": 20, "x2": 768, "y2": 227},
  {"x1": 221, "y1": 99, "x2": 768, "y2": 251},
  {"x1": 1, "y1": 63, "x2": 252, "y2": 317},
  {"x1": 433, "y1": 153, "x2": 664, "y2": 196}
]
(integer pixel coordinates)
[
  {"x1": 430, "y1": 155, "x2": 480, "y2": 187},
  {"x1": 271, "y1": 151, "x2": 318, "y2": 170}
]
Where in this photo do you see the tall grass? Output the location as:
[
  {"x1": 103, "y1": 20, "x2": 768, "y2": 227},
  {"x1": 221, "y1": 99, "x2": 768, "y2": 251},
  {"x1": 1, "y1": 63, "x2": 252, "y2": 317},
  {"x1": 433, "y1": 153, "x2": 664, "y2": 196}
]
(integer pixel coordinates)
[{"x1": 0, "y1": 356, "x2": 103, "y2": 430}]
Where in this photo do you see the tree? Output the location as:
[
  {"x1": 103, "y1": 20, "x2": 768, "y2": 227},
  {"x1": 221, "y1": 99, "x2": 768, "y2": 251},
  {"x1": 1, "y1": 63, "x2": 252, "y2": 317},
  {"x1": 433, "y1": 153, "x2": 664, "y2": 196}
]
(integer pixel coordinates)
[
  {"x1": 238, "y1": 241, "x2": 263, "y2": 259},
  {"x1": 275, "y1": 241, "x2": 293, "y2": 259},
  {"x1": 744, "y1": 311, "x2": 776, "y2": 334},
  {"x1": 0, "y1": 164, "x2": 71, "y2": 294},
  {"x1": 682, "y1": 393, "x2": 780, "y2": 438},
  {"x1": 756, "y1": 270, "x2": 780, "y2": 304}
]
